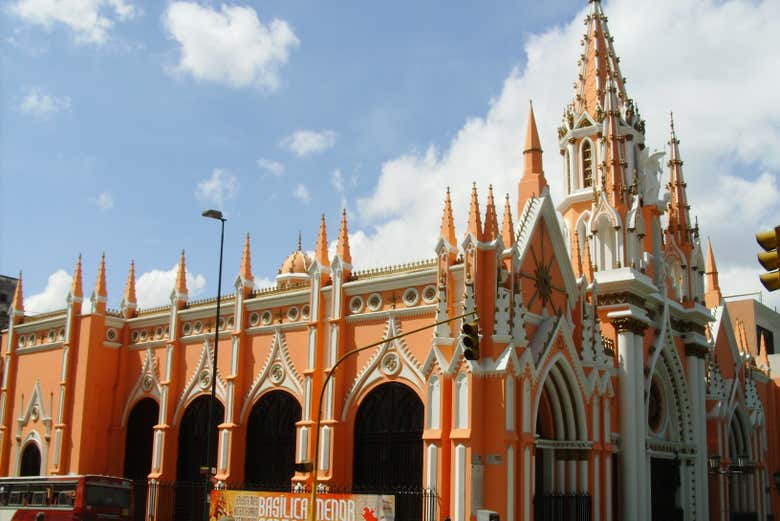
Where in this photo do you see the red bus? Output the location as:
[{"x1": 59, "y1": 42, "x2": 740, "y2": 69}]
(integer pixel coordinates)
[{"x1": 0, "y1": 475, "x2": 133, "y2": 521}]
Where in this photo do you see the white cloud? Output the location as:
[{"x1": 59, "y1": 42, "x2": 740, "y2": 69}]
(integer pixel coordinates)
[
  {"x1": 25, "y1": 269, "x2": 71, "y2": 314},
  {"x1": 163, "y1": 2, "x2": 299, "y2": 90},
  {"x1": 349, "y1": 0, "x2": 780, "y2": 308},
  {"x1": 93, "y1": 191, "x2": 114, "y2": 211},
  {"x1": 281, "y1": 130, "x2": 337, "y2": 157},
  {"x1": 293, "y1": 183, "x2": 310, "y2": 204},
  {"x1": 195, "y1": 168, "x2": 238, "y2": 209},
  {"x1": 253, "y1": 276, "x2": 274, "y2": 289},
  {"x1": 257, "y1": 158, "x2": 284, "y2": 176},
  {"x1": 8, "y1": 0, "x2": 137, "y2": 44},
  {"x1": 136, "y1": 264, "x2": 206, "y2": 309},
  {"x1": 331, "y1": 169, "x2": 344, "y2": 193},
  {"x1": 19, "y1": 87, "x2": 71, "y2": 117}
]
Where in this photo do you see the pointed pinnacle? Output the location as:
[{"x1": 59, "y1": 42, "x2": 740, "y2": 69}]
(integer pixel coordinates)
[
  {"x1": 337, "y1": 208, "x2": 352, "y2": 264},
  {"x1": 466, "y1": 182, "x2": 483, "y2": 240},
  {"x1": 71, "y1": 254, "x2": 83, "y2": 298},
  {"x1": 11, "y1": 271, "x2": 23, "y2": 312},
  {"x1": 440, "y1": 187, "x2": 457, "y2": 247},
  {"x1": 501, "y1": 193, "x2": 514, "y2": 248},
  {"x1": 240, "y1": 232, "x2": 253, "y2": 281},
  {"x1": 176, "y1": 249, "x2": 188, "y2": 295},
  {"x1": 95, "y1": 252, "x2": 107, "y2": 298},
  {"x1": 315, "y1": 214, "x2": 329, "y2": 267},
  {"x1": 124, "y1": 260, "x2": 137, "y2": 304}
]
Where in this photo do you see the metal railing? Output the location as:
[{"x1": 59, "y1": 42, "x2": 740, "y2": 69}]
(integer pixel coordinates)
[{"x1": 534, "y1": 494, "x2": 592, "y2": 521}]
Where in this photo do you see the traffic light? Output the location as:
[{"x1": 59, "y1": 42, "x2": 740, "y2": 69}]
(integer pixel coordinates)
[
  {"x1": 462, "y1": 321, "x2": 480, "y2": 360},
  {"x1": 757, "y1": 226, "x2": 780, "y2": 291}
]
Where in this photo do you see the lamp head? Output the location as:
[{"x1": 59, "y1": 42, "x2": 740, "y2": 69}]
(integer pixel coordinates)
[{"x1": 202, "y1": 209, "x2": 225, "y2": 221}]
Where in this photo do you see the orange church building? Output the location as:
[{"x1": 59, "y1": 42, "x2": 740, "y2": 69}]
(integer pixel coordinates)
[{"x1": 2, "y1": 1, "x2": 780, "y2": 521}]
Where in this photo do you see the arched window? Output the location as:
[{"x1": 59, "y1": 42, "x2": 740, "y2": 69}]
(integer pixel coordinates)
[{"x1": 581, "y1": 140, "x2": 593, "y2": 188}]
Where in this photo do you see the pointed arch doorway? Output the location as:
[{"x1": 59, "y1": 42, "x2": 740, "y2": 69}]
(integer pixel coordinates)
[
  {"x1": 175, "y1": 395, "x2": 224, "y2": 521},
  {"x1": 124, "y1": 398, "x2": 159, "y2": 521},
  {"x1": 353, "y1": 382, "x2": 424, "y2": 521},
  {"x1": 19, "y1": 443, "x2": 41, "y2": 476}
]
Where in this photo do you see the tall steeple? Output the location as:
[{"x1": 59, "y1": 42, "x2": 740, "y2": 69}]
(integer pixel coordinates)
[
  {"x1": 501, "y1": 193, "x2": 514, "y2": 248},
  {"x1": 666, "y1": 114, "x2": 693, "y2": 249},
  {"x1": 483, "y1": 185, "x2": 499, "y2": 242},
  {"x1": 466, "y1": 183, "x2": 483, "y2": 241},
  {"x1": 704, "y1": 239, "x2": 722, "y2": 308},
  {"x1": 71, "y1": 255, "x2": 83, "y2": 300},
  {"x1": 440, "y1": 187, "x2": 457, "y2": 248},
  {"x1": 571, "y1": 0, "x2": 629, "y2": 119},
  {"x1": 92, "y1": 253, "x2": 108, "y2": 314},
  {"x1": 315, "y1": 214, "x2": 330, "y2": 267},
  {"x1": 240, "y1": 233, "x2": 253, "y2": 282},
  {"x1": 121, "y1": 260, "x2": 137, "y2": 318},
  {"x1": 518, "y1": 102, "x2": 548, "y2": 213},
  {"x1": 336, "y1": 209, "x2": 352, "y2": 265},
  {"x1": 10, "y1": 271, "x2": 24, "y2": 323},
  {"x1": 602, "y1": 77, "x2": 626, "y2": 206},
  {"x1": 173, "y1": 249, "x2": 188, "y2": 308}
]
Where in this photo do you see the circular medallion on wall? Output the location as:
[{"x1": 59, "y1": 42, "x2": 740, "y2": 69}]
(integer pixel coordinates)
[
  {"x1": 47, "y1": 329, "x2": 56, "y2": 343},
  {"x1": 58, "y1": 328, "x2": 65, "y2": 341},
  {"x1": 18, "y1": 336, "x2": 26, "y2": 348},
  {"x1": 30, "y1": 405, "x2": 39, "y2": 422},
  {"x1": 140, "y1": 330, "x2": 148, "y2": 342},
  {"x1": 249, "y1": 312, "x2": 260, "y2": 327},
  {"x1": 106, "y1": 328, "x2": 118, "y2": 342},
  {"x1": 422, "y1": 285, "x2": 437, "y2": 304},
  {"x1": 142, "y1": 374, "x2": 154, "y2": 392},
  {"x1": 403, "y1": 287, "x2": 419, "y2": 307},
  {"x1": 261, "y1": 310, "x2": 273, "y2": 325},
  {"x1": 227, "y1": 317, "x2": 234, "y2": 330},
  {"x1": 301, "y1": 304, "x2": 311, "y2": 320},
  {"x1": 154, "y1": 326, "x2": 163, "y2": 339},
  {"x1": 367, "y1": 293, "x2": 382, "y2": 312},
  {"x1": 380, "y1": 352, "x2": 401, "y2": 376},
  {"x1": 218, "y1": 317, "x2": 225, "y2": 331},
  {"x1": 287, "y1": 307, "x2": 299, "y2": 322},
  {"x1": 131, "y1": 330, "x2": 140, "y2": 343},
  {"x1": 269, "y1": 363, "x2": 285, "y2": 385},
  {"x1": 193, "y1": 321, "x2": 203, "y2": 334},
  {"x1": 198, "y1": 369, "x2": 211, "y2": 389},
  {"x1": 182, "y1": 322, "x2": 192, "y2": 336},
  {"x1": 349, "y1": 296, "x2": 364, "y2": 314}
]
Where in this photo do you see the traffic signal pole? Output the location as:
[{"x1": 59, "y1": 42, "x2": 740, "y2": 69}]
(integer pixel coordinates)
[{"x1": 305, "y1": 310, "x2": 478, "y2": 521}]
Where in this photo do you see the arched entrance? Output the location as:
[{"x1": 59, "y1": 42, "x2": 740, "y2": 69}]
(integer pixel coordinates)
[
  {"x1": 245, "y1": 391, "x2": 301, "y2": 490},
  {"x1": 124, "y1": 398, "x2": 159, "y2": 521},
  {"x1": 532, "y1": 359, "x2": 590, "y2": 521},
  {"x1": 19, "y1": 443, "x2": 41, "y2": 476},
  {"x1": 353, "y1": 382, "x2": 423, "y2": 521},
  {"x1": 175, "y1": 395, "x2": 224, "y2": 521}
]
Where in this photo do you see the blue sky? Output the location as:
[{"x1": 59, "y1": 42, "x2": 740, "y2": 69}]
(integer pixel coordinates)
[{"x1": 2, "y1": 0, "x2": 779, "y2": 312}]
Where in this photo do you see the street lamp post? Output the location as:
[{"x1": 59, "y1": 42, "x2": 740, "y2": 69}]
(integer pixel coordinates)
[{"x1": 202, "y1": 209, "x2": 226, "y2": 521}]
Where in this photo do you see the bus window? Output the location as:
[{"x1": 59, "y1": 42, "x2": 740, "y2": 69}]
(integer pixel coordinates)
[
  {"x1": 8, "y1": 491, "x2": 23, "y2": 505},
  {"x1": 85, "y1": 485, "x2": 131, "y2": 509},
  {"x1": 54, "y1": 490, "x2": 75, "y2": 506},
  {"x1": 30, "y1": 491, "x2": 47, "y2": 505}
]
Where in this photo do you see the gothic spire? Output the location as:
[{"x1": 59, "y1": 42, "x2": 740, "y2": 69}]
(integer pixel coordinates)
[
  {"x1": 440, "y1": 187, "x2": 457, "y2": 247},
  {"x1": 501, "y1": 193, "x2": 514, "y2": 248},
  {"x1": 315, "y1": 214, "x2": 330, "y2": 267},
  {"x1": 704, "y1": 239, "x2": 722, "y2": 308},
  {"x1": 71, "y1": 254, "x2": 83, "y2": 299},
  {"x1": 121, "y1": 260, "x2": 137, "y2": 318},
  {"x1": 572, "y1": 0, "x2": 629, "y2": 118},
  {"x1": 466, "y1": 183, "x2": 483, "y2": 241},
  {"x1": 337, "y1": 209, "x2": 352, "y2": 265},
  {"x1": 240, "y1": 232, "x2": 253, "y2": 282},
  {"x1": 666, "y1": 113, "x2": 692, "y2": 248},
  {"x1": 95, "y1": 253, "x2": 107, "y2": 298},
  {"x1": 11, "y1": 271, "x2": 23, "y2": 313},
  {"x1": 518, "y1": 101, "x2": 548, "y2": 213},
  {"x1": 176, "y1": 250, "x2": 188, "y2": 295},
  {"x1": 483, "y1": 185, "x2": 499, "y2": 241}
]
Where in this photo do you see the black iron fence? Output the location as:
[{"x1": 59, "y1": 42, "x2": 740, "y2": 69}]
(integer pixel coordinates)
[
  {"x1": 533, "y1": 493, "x2": 592, "y2": 521},
  {"x1": 139, "y1": 481, "x2": 437, "y2": 521}
]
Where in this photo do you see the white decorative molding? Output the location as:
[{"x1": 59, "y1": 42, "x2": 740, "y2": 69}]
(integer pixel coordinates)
[
  {"x1": 240, "y1": 327, "x2": 304, "y2": 422},
  {"x1": 121, "y1": 348, "x2": 162, "y2": 426},
  {"x1": 173, "y1": 340, "x2": 227, "y2": 425},
  {"x1": 341, "y1": 314, "x2": 425, "y2": 421}
]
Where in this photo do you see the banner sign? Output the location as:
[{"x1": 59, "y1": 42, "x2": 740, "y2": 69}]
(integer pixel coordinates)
[{"x1": 209, "y1": 489, "x2": 395, "y2": 521}]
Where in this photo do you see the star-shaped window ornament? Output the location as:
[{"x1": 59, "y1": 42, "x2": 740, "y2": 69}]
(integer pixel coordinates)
[{"x1": 517, "y1": 223, "x2": 566, "y2": 315}]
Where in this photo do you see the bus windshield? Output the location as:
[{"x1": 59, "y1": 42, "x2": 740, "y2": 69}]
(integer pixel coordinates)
[{"x1": 85, "y1": 485, "x2": 131, "y2": 509}]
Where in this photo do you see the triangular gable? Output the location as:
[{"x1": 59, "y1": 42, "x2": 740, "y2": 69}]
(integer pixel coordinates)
[
  {"x1": 173, "y1": 340, "x2": 227, "y2": 425},
  {"x1": 18, "y1": 380, "x2": 51, "y2": 428},
  {"x1": 531, "y1": 315, "x2": 595, "y2": 400},
  {"x1": 712, "y1": 305, "x2": 742, "y2": 372},
  {"x1": 121, "y1": 348, "x2": 162, "y2": 426},
  {"x1": 514, "y1": 195, "x2": 579, "y2": 314},
  {"x1": 341, "y1": 314, "x2": 425, "y2": 421},
  {"x1": 240, "y1": 327, "x2": 304, "y2": 422}
]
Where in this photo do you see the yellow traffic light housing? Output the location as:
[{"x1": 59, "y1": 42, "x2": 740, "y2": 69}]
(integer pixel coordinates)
[
  {"x1": 756, "y1": 226, "x2": 780, "y2": 291},
  {"x1": 462, "y1": 321, "x2": 480, "y2": 360}
]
